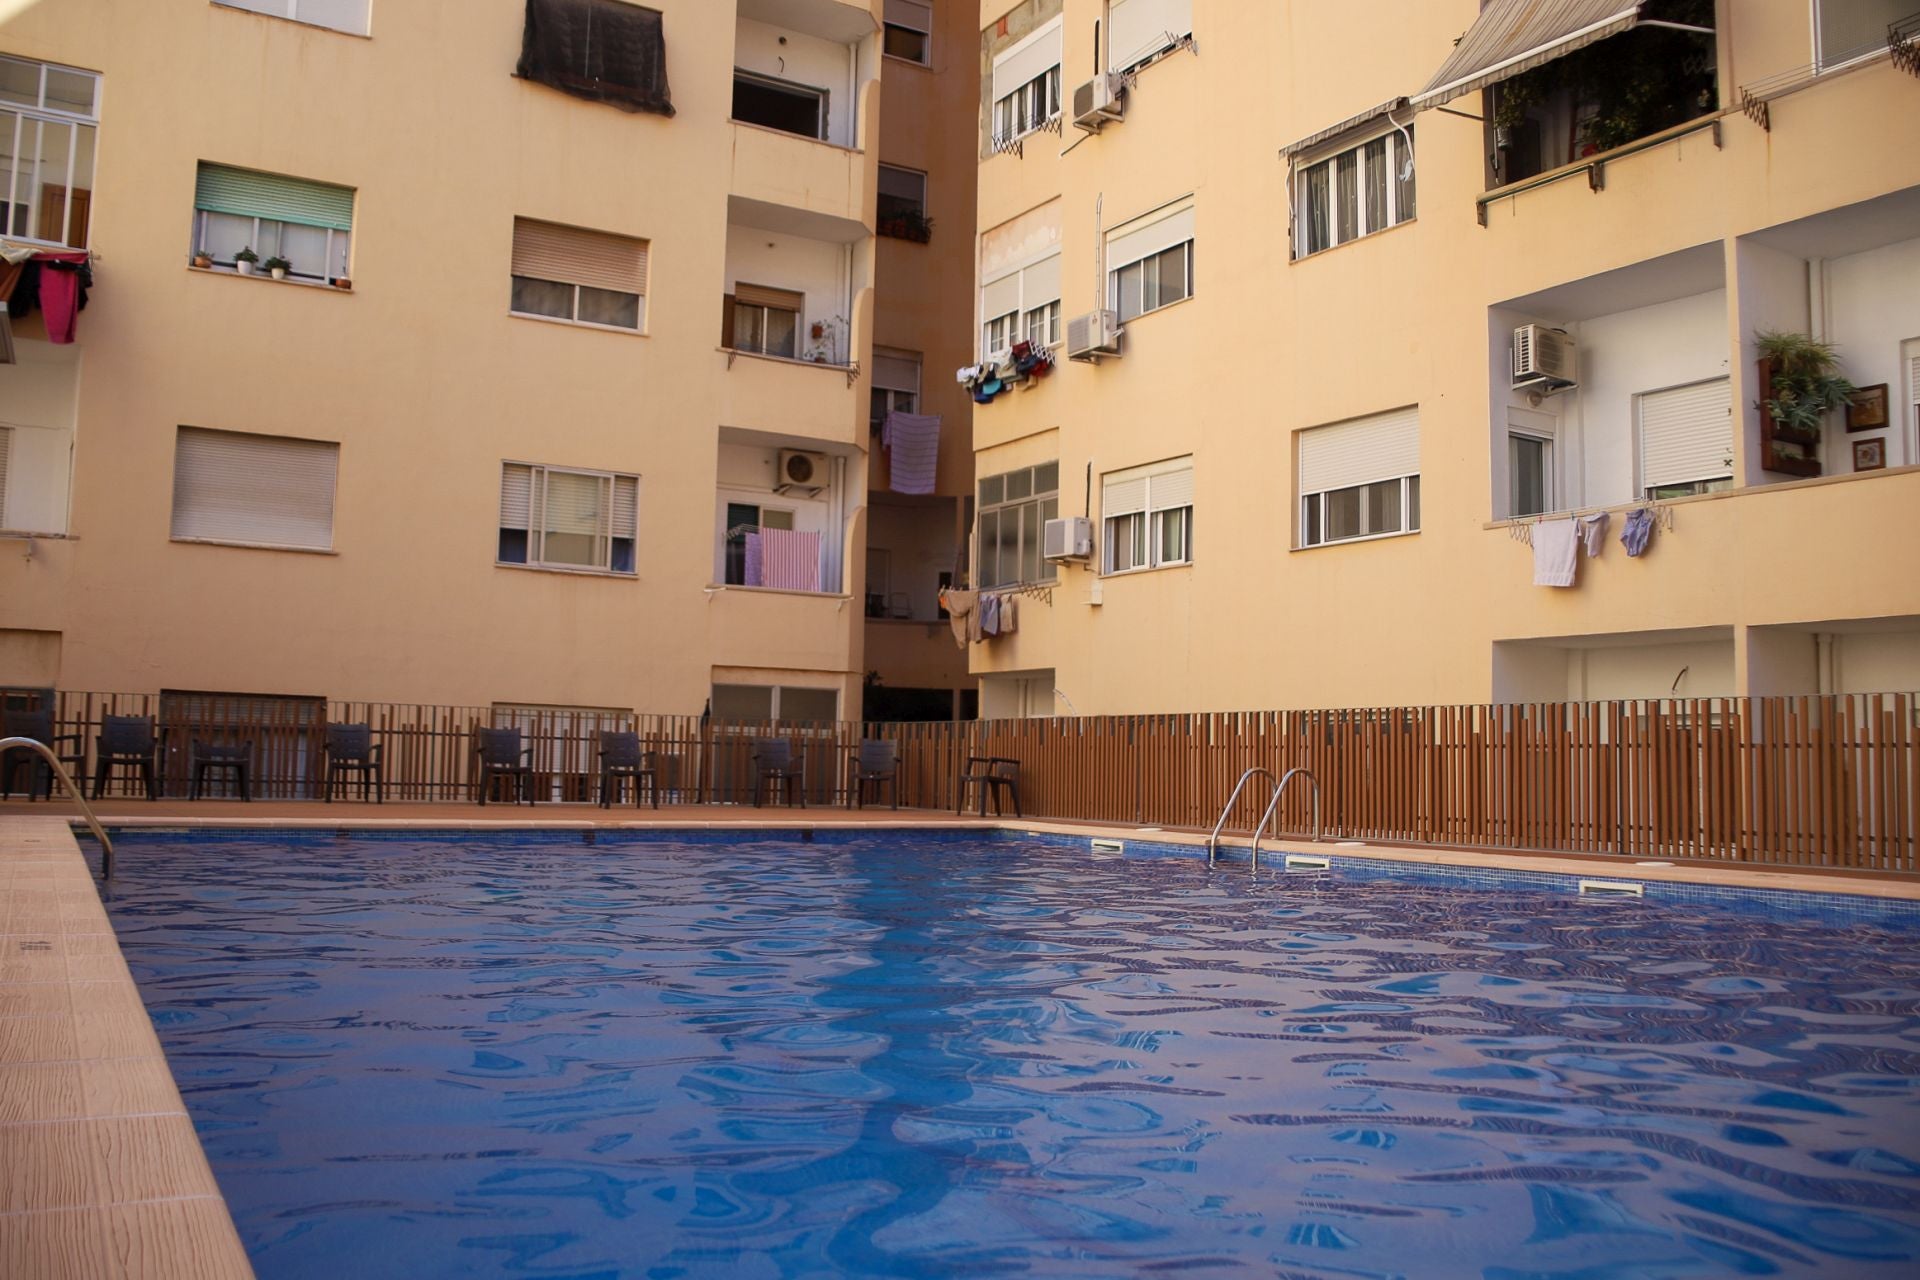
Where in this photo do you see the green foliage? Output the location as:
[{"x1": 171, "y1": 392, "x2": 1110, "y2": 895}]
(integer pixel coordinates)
[{"x1": 1757, "y1": 330, "x2": 1854, "y2": 434}]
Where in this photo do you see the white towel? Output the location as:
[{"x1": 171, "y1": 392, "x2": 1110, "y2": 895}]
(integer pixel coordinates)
[
  {"x1": 1579, "y1": 512, "x2": 1611, "y2": 558},
  {"x1": 1532, "y1": 518, "x2": 1579, "y2": 587},
  {"x1": 882, "y1": 412, "x2": 941, "y2": 495}
]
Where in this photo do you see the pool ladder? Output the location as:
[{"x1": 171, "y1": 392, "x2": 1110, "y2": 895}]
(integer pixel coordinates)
[
  {"x1": 0, "y1": 735, "x2": 115, "y2": 881},
  {"x1": 1207, "y1": 767, "x2": 1321, "y2": 873}
]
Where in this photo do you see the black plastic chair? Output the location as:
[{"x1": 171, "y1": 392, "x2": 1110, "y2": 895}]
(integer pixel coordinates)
[
  {"x1": 0, "y1": 708, "x2": 85, "y2": 801},
  {"x1": 848, "y1": 739, "x2": 898, "y2": 809},
  {"x1": 958, "y1": 755, "x2": 1021, "y2": 817},
  {"x1": 324, "y1": 724, "x2": 385, "y2": 803},
  {"x1": 476, "y1": 727, "x2": 536, "y2": 806},
  {"x1": 91, "y1": 715, "x2": 161, "y2": 800},
  {"x1": 598, "y1": 731, "x2": 659, "y2": 809},
  {"x1": 189, "y1": 740, "x2": 253, "y2": 801},
  {"x1": 749, "y1": 738, "x2": 805, "y2": 808}
]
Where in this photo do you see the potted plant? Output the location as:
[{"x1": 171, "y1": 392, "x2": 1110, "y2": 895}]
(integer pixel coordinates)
[
  {"x1": 191, "y1": 250, "x2": 213, "y2": 269},
  {"x1": 331, "y1": 276, "x2": 352, "y2": 291},
  {"x1": 234, "y1": 246, "x2": 259, "y2": 276},
  {"x1": 264, "y1": 255, "x2": 292, "y2": 281}
]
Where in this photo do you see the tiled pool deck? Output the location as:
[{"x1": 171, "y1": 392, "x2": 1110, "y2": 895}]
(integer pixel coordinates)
[{"x1": 2, "y1": 799, "x2": 1915, "y2": 1277}]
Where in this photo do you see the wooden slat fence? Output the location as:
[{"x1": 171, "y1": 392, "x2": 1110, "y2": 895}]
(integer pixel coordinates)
[{"x1": 4, "y1": 689, "x2": 1913, "y2": 872}]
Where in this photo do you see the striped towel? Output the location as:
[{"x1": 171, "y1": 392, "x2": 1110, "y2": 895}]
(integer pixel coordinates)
[
  {"x1": 761, "y1": 527, "x2": 821, "y2": 592},
  {"x1": 743, "y1": 532, "x2": 765, "y2": 587},
  {"x1": 882, "y1": 411, "x2": 941, "y2": 495}
]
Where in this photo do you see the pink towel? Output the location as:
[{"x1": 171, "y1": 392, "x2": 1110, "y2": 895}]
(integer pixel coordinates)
[
  {"x1": 761, "y1": 527, "x2": 821, "y2": 591},
  {"x1": 882, "y1": 412, "x2": 941, "y2": 495}
]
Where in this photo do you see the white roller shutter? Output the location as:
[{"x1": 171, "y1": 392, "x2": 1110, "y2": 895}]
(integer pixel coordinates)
[
  {"x1": 171, "y1": 427, "x2": 338, "y2": 550},
  {"x1": 872, "y1": 351, "x2": 920, "y2": 393},
  {"x1": 885, "y1": 0, "x2": 930, "y2": 33},
  {"x1": 1638, "y1": 378, "x2": 1731, "y2": 491},
  {"x1": 981, "y1": 271, "x2": 1022, "y2": 322},
  {"x1": 992, "y1": 17, "x2": 1062, "y2": 102},
  {"x1": 1104, "y1": 456, "x2": 1193, "y2": 517},
  {"x1": 500, "y1": 463, "x2": 534, "y2": 530},
  {"x1": 1298, "y1": 407, "x2": 1421, "y2": 495},
  {"x1": 1022, "y1": 253, "x2": 1062, "y2": 307},
  {"x1": 1103, "y1": 474, "x2": 1149, "y2": 518},
  {"x1": 1149, "y1": 464, "x2": 1194, "y2": 511},
  {"x1": 1109, "y1": 0, "x2": 1193, "y2": 70},
  {"x1": 1107, "y1": 203, "x2": 1195, "y2": 269},
  {"x1": 512, "y1": 219, "x2": 648, "y2": 295},
  {"x1": 612, "y1": 475, "x2": 638, "y2": 540}
]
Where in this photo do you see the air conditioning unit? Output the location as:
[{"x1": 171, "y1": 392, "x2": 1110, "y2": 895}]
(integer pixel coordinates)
[
  {"x1": 1043, "y1": 516, "x2": 1094, "y2": 562},
  {"x1": 775, "y1": 449, "x2": 829, "y2": 493},
  {"x1": 1067, "y1": 309, "x2": 1122, "y2": 362},
  {"x1": 1512, "y1": 324, "x2": 1577, "y2": 392},
  {"x1": 1072, "y1": 74, "x2": 1127, "y2": 133}
]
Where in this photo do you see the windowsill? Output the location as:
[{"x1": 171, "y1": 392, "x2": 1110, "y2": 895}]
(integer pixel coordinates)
[
  {"x1": 1291, "y1": 216, "x2": 1418, "y2": 264},
  {"x1": 882, "y1": 54, "x2": 933, "y2": 71},
  {"x1": 496, "y1": 561, "x2": 637, "y2": 580},
  {"x1": 1292, "y1": 529, "x2": 1420, "y2": 553},
  {"x1": 1480, "y1": 462, "x2": 1920, "y2": 529},
  {"x1": 705, "y1": 583, "x2": 852, "y2": 601},
  {"x1": 211, "y1": 5, "x2": 371, "y2": 40},
  {"x1": 172, "y1": 536, "x2": 337, "y2": 555},
  {"x1": 719, "y1": 346, "x2": 855, "y2": 372},
  {"x1": 509, "y1": 309, "x2": 647, "y2": 338},
  {"x1": 2, "y1": 236, "x2": 87, "y2": 255},
  {"x1": 188, "y1": 263, "x2": 350, "y2": 291},
  {"x1": 1101, "y1": 562, "x2": 1192, "y2": 578},
  {"x1": 0, "y1": 529, "x2": 75, "y2": 540},
  {"x1": 729, "y1": 118, "x2": 862, "y2": 155}
]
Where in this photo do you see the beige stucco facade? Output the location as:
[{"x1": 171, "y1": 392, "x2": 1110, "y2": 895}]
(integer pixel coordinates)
[
  {"x1": 964, "y1": 0, "x2": 1920, "y2": 716},
  {"x1": 0, "y1": 0, "x2": 980, "y2": 722}
]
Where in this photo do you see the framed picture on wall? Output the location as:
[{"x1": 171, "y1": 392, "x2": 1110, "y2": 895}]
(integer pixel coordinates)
[
  {"x1": 1852, "y1": 437, "x2": 1886, "y2": 471},
  {"x1": 1846, "y1": 383, "x2": 1889, "y2": 432}
]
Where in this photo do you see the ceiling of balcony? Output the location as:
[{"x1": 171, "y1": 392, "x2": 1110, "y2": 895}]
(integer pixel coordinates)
[{"x1": 737, "y1": 0, "x2": 875, "y2": 44}]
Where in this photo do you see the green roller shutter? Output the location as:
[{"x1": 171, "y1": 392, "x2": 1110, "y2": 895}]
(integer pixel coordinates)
[{"x1": 194, "y1": 162, "x2": 354, "y2": 231}]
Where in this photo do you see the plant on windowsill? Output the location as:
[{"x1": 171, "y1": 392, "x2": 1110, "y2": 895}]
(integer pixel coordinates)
[
  {"x1": 877, "y1": 210, "x2": 935, "y2": 244},
  {"x1": 1755, "y1": 329, "x2": 1853, "y2": 478},
  {"x1": 234, "y1": 246, "x2": 259, "y2": 276},
  {"x1": 191, "y1": 251, "x2": 214, "y2": 269},
  {"x1": 264, "y1": 256, "x2": 292, "y2": 281},
  {"x1": 331, "y1": 276, "x2": 352, "y2": 291}
]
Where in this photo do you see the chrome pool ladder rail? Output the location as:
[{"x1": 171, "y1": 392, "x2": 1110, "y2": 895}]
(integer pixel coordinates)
[
  {"x1": 0, "y1": 735, "x2": 115, "y2": 881},
  {"x1": 1208, "y1": 767, "x2": 1277, "y2": 866},
  {"x1": 1249, "y1": 767, "x2": 1321, "y2": 873}
]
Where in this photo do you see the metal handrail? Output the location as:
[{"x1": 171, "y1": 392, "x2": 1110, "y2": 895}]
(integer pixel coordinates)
[
  {"x1": 1207, "y1": 767, "x2": 1277, "y2": 866},
  {"x1": 1249, "y1": 767, "x2": 1321, "y2": 873},
  {"x1": 0, "y1": 736, "x2": 114, "y2": 880}
]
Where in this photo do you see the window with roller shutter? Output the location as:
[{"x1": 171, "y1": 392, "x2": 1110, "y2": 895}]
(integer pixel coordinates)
[
  {"x1": 1637, "y1": 378, "x2": 1732, "y2": 499},
  {"x1": 883, "y1": 0, "x2": 932, "y2": 65},
  {"x1": 1298, "y1": 407, "x2": 1421, "y2": 547},
  {"x1": 499, "y1": 462, "x2": 639, "y2": 576},
  {"x1": 193, "y1": 163, "x2": 354, "y2": 282},
  {"x1": 510, "y1": 218, "x2": 648, "y2": 331},
  {"x1": 170, "y1": 427, "x2": 339, "y2": 551},
  {"x1": 1102, "y1": 457, "x2": 1193, "y2": 574},
  {"x1": 213, "y1": 1, "x2": 370, "y2": 37}
]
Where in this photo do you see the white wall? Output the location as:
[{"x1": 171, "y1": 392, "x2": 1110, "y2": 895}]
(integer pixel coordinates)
[
  {"x1": 0, "y1": 340, "x2": 79, "y2": 534},
  {"x1": 734, "y1": 18, "x2": 857, "y2": 148},
  {"x1": 1833, "y1": 630, "x2": 1920, "y2": 694},
  {"x1": 1820, "y1": 235, "x2": 1920, "y2": 471},
  {"x1": 1734, "y1": 239, "x2": 1812, "y2": 486},
  {"x1": 1571, "y1": 639, "x2": 1735, "y2": 700},
  {"x1": 724, "y1": 225, "x2": 852, "y2": 361},
  {"x1": 980, "y1": 669, "x2": 1054, "y2": 718}
]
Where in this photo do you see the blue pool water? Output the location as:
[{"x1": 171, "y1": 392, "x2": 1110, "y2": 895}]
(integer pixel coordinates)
[{"x1": 102, "y1": 832, "x2": 1920, "y2": 1279}]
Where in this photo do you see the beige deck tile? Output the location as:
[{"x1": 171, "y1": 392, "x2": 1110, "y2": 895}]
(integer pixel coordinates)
[
  {"x1": 78, "y1": 1060, "x2": 189, "y2": 1120},
  {"x1": 107, "y1": 1199, "x2": 255, "y2": 1280},
  {"x1": 0, "y1": 1062, "x2": 86, "y2": 1124},
  {"x1": 0, "y1": 939, "x2": 69, "y2": 984},
  {"x1": 0, "y1": 983, "x2": 74, "y2": 1018},
  {"x1": 0, "y1": 1014, "x2": 80, "y2": 1066},
  {"x1": 0, "y1": 1204, "x2": 118, "y2": 1280},
  {"x1": 72, "y1": 1007, "x2": 164, "y2": 1061},
  {"x1": 64, "y1": 950, "x2": 135, "y2": 984},
  {"x1": 0, "y1": 1118, "x2": 103, "y2": 1212},
  {"x1": 92, "y1": 1115, "x2": 222, "y2": 1207}
]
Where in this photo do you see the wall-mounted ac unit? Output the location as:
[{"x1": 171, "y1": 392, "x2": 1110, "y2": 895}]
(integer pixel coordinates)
[
  {"x1": 1043, "y1": 516, "x2": 1093, "y2": 562},
  {"x1": 1512, "y1": 324, "x2": 1577, "y2": 392},
  {"x1": 775, "y1": 449, "x2": 829, "y2": 493},
  {"x1": 1072, "y1": 74, "x2": 1127, "y2": 133},
  {"x1": 1067, "y1": 310, "x2": 1122, "y2": 362}
]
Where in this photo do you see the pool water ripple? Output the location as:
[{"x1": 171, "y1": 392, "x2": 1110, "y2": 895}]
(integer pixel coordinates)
[{"x1": 101, "y1": 833, "x2": 1920, "y2": 1279}]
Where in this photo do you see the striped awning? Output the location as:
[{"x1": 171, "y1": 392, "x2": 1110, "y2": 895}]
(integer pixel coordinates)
[
  {"x1": 1279, "y1": 97, "x2": 1409, "y2": 158},
  {"x1": 1412, "y1": 0, "x2": 1644, "y2": 111}
]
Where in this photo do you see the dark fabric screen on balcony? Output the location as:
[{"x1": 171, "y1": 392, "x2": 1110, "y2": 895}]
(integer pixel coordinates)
[{"x1": 516, "y1": 0, "x2": 675, "y2": 117}]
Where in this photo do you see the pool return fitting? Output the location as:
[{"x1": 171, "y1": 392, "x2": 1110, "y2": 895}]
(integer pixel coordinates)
[
  {"x1": 1207, "y1": 767, "x2": 1322, "y2": 873},
  {"x1": 0, "y1": 735, "x2": 115, "y2": 881}
]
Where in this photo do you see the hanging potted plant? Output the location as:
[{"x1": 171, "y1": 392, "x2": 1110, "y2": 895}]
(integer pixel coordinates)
[
  {"x1": 1757, "y1": 330, "x2": 1853, "y2": 444},
  {"x1": 264, "y1": 255, "x2": 292, "y2": 282},
  {"x1": 234, "y1": 246, "x2": 259, "y2": 276}
]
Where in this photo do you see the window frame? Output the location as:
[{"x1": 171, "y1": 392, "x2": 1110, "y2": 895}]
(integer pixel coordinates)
[
  {"x1": 876, "y1": 163, "x2": 929, "y2": 221},
  {"x1": 722, "y1": 501, "x2": 799, "y2": 587},
  {"x1": 1293, "y1": 125, "x2": 1415, "y2": 260},
  {"x1": 991, "y1": 65, "x2": 1062, "y2": 147},
  {"x1": 732, "y1": 296, "x2": 802, "y2": 359},
  {"x1": 169, "y1": 426, "x2": 340, "y2": 553},
  {"x1": 0, "y1": 54, "x2": 101, "y2": 250},
  {"x1": 1811, "y1": 0, "x2": 1907, "y2": 73},
  {"x1": 1508, "y1": 429, "x2": 1555, "y2": 519},
  {"x1": 1101, "y1": 459, "x2": 1194, "y2": 576},
  {"x1": 509, "y1": 275, "x2": 644, "y2": 332},
  {"x1": 195, "y1": 210, "x2": 349, "y2": 283},
  {"x1": 732, "y1": 69, "x2": 828, "y2": 141},
  {"x1": 1300, "y1": 475, "x2": 1421, "y2": 549},
  {"x1": 1108, "y1": 239, "x2": 1193, "y2": 322},
  {"x1": 212, "y1": 1, "x2": 371, "y2": 38},
  {"x1": 883, "y1": 0, "x2": 933, "y2": 66},
  {"x1": 497, "y1": 461, "x2": 639, "y2": 578},
  {"x1": 976, "y1": 462, "x2": 1060, "y2": 589},
  {"x1": 870, "y1": 348, "x2": 922, "y2": 431}
]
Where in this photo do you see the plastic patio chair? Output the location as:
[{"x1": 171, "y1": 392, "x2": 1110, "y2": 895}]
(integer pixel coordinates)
[
  {"x1": 958, "y1": 755, "x2": 1021, "y2": 817},
  {"x1": 91, "y1": 714, "x2": 162, "y2": 801},
  {"x1": 749, "y1": 738, "x2": 805, "y2": 807},
  {"x1": 476, "y1": 726, "x2": 536, "y2": 806},
  {"x1": 0, "y1": 708, "x2": 86, "y2": 801},
  {"x1": 324, "y1": 724, "x2": 385, "y2": 803},
  {"x1": 598, "y1": 731, "x2": 660, "y2": 809},
  {"x1": 848, "y1": 738, "x2": 899, "y2": 809}
]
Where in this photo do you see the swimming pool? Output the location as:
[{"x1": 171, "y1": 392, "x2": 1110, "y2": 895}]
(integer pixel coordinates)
[{"x1": 103, "y1": 830, "x2": 1920, "y2": 1278}]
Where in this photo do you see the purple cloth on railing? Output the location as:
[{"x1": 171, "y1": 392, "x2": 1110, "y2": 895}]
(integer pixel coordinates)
[
  {"x1": 743, "y1": 532, "x2": 764, "y2": 587},
  {"x1": 761, "y1": 528, "x2": 821, "y2": 591},
  {"x1": 882, "y1": 411, "x2": 941, "y2": 495}
]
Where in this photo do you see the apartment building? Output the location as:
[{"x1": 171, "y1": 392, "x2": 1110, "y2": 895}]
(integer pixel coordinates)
[
  {"x1": 964, "y1": 0, "x2": 1920, "y2": 716},
  {"x1": 0, "y1": 1, "x2": 978, "y2": 729}
]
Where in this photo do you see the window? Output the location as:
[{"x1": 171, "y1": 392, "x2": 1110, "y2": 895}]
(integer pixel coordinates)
[
  {"x1": 723, "y1": 502, "x2": 794, "y2": 585},
  {"x1": 499, "y1": 462, "x2": 638, "y2": 575},
  {"x1": 877, "y1": 164, "x2": 927, "y2": 223},
  {"x1": 1296, "y1": 128, "x2": 1413, "y2": 258},
  {"x1": 980, "y1": 252, "x2": 1061, "y2": 359},
  {"x1": 171, "y1": 427, "x2": 339, "y2": 551},
  {"x1": 1108, "y1": 0, "x2": 1193, "y2": 72},
  {"x1": 193, "y1": 163, "x2": 353, "y2": 282},
  {"x1": 1103, "y1": 457, "x2": 1194, "y2": 574},
  {"x1": 733, "y1": 71, "x2": 826, "y2": 139},
  {"x1": 976, "y1": 462, "x2": 1058, "y2": 588},
  {"x1": 0, "y1": 55, "x2": 99, "y2": 249},
  {"x1": 1107, "y1": 203, "x2": 1194, "y2": 322},
  {"x1": 870, "y1": 349, "x2": 921, "y2": 430},
  {"x1": 213, "y1": 0, "x2": 370, "y2": 37},
  {"x1": 884, "y1": 0, "x2": 932, "y2": 64},
  {"x1": 989, "y1": 18, "x2": 1062, "y2": 147},
  {"x1": 711, "y1": 684, "x2": 837, "y2": 722},
  {"x1": 1509, "y1": 431, "x2": 1553, "y2": 518},
  {"x1": 509, "y1": 217, "x2": 648, "y2": 331},
  {"x1": 515, "y1": 0, "x2": 675, "y2": 117},
  {"x1": 1815, "y1": 0, "x2": 1909, "y2": 71},
  {"x1": 1298, "y1": 407, "x2": 1421, "y2": 547},
  {"x1": 1638, "y1": 377, "x2": 1732, "y2": 499},
  {"x1": 726, "y1": 283, "x2": 803, "y2": 358}
]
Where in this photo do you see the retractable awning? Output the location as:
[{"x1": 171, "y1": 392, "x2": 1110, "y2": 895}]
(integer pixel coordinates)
[
  {"x1": 1412, "y1": 0, "x2": 1646, "y2": 111},
  {"x1": 1279, "y1": 97, "x2": 1409, "y2": 158}
]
